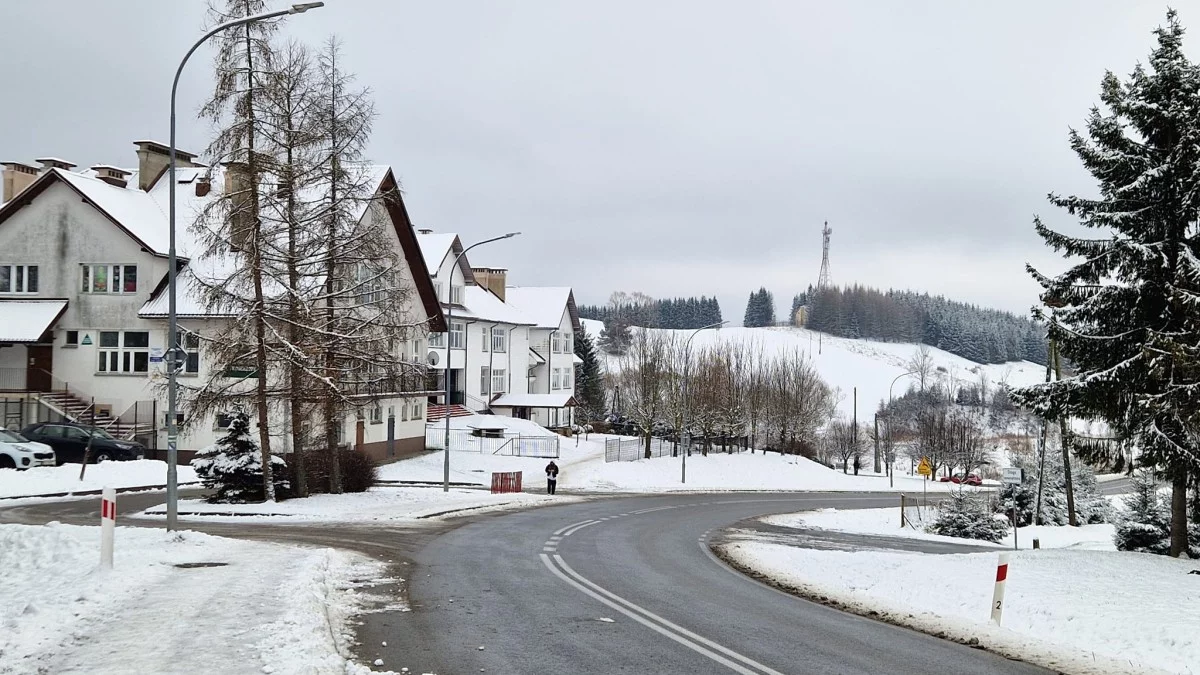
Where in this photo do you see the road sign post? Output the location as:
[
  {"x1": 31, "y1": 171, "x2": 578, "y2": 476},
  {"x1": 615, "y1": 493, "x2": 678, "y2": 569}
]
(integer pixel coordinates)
[
  {"x1": 1002, "y1": 467, "x2": 1024, "y2": 550},
  {"x1": 917, "y1": 457, "x2": 932, "y2": 508}
]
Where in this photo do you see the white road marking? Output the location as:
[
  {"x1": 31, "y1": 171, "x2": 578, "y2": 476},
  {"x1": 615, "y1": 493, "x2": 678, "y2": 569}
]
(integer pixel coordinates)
[
  {"x1": 541, "y1": 554, "x2": 782, "y2": 675},
  {"x1": 554, "y1": 519, "x2": 596, "y2": 536},
  {"x1": 561, "y1": 520, "x2": 602, "y2": 537}
]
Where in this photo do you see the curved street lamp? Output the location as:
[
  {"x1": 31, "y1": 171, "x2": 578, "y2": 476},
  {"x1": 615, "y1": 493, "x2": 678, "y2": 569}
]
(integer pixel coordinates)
[
  {"x1": 682, "y1": 320, "x2": 728, "y2": 483},
  {"x1": 442, "y1": 232, "x2": 521, "y2": 492},
  {"x1": 165, "y1": 2, "x2": 325, "y2": 532}
]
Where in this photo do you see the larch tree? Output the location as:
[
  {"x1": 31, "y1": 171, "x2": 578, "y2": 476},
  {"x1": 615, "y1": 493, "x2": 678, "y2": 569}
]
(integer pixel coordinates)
[{"x1": 1013, "y1": 11, "x2": 1200, "y2": 556}]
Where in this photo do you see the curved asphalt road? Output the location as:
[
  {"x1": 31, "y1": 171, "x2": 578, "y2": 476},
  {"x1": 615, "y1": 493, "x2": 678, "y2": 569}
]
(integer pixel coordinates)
[{"x1": 3, "y1": 491, "x2": 1050, "y2": 675}]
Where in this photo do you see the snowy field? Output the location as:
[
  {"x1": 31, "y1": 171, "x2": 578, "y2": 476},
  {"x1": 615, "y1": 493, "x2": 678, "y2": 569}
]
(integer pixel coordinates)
[
  {"x1": 0, "y1": 522, "x2": 392, "y2": 675},
  {"x1": 721, "y1": 541, "x2": 1199, "y2": 675},
  {"x1": 139, "y1": 487, "x2": 578, "y2": 523},
  {"x1": 763, "y1": 506, "x2": 1118, "y2": 550},
  {"x1": 0, "y1": 460, "x2": 198, "y2": 499},
  {"x1": 602, "y1": 325, "x2": 1048, "y2": 418}
]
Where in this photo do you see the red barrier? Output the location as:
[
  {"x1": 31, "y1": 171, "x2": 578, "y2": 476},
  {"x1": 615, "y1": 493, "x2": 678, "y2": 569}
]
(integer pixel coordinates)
[{"x1": 490, "y1": 471, "x2": 523, "y2": 493}]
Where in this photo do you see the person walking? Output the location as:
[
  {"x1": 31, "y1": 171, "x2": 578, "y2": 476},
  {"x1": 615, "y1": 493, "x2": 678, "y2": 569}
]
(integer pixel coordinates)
[{"x1": 545, "y1": 460, "x2": 560, "y2": 495}]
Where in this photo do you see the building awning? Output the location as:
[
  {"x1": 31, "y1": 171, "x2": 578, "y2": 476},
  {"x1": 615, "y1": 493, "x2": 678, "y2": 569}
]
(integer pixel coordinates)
[
  {"x1": 0, "y1": 300, "x2": 67, "y2": 343},
  {"x1": 528, "y1": 347, "x2": 546, "y2": 365},
  {"x1": 489, "y1": 393, "x2": 577, "y2": 409}
]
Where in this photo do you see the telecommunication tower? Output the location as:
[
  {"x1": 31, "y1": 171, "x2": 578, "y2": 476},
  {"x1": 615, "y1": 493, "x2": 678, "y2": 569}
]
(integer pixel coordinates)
[{"x1": 817, "y1": 221, "x2": 832, "y2": 289}]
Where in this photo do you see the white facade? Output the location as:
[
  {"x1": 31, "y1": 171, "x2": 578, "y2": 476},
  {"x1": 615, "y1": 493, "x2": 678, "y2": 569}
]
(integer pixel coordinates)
[{"x1": 0, "y1": 154, "x2": 442, "y2": 459}]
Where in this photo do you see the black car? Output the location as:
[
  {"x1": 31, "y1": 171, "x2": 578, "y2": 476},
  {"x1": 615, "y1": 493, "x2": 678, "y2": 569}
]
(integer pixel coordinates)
[{"x1": 19, "y1": 423, "x2": 146, "y2": 464}]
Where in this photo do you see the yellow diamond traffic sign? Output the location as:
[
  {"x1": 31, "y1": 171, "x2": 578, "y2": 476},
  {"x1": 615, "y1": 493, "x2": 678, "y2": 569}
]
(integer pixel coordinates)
[{"x1": 917, "y1": 457, "x2": 933, "y2": 477}]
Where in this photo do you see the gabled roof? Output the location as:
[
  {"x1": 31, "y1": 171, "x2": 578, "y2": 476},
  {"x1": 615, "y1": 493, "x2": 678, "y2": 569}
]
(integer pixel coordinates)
[
  {"x1": 504, "y1": 286, "x2": 581, "y2": 331},
  {"x1": 448, "y1": 285, "x2": 534, "y2": 326},
  {"x1": 415, "y1": 231, "x2": 475, "y2": 283}
]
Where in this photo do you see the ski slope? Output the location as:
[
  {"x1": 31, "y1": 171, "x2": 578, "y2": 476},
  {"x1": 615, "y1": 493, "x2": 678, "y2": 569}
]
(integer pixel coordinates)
[{"x1": 585, "y1": 320, "x2": 1047, "y2": 419}]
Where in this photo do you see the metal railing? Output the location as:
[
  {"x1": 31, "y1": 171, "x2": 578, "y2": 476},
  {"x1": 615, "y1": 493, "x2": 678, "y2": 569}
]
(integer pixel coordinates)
[
  {"x1": 605, "y1": 436, "x2": 675, "y2": 462},
  {"x1": 425, "y1": 427, "x2": 560, "y2": 458}
]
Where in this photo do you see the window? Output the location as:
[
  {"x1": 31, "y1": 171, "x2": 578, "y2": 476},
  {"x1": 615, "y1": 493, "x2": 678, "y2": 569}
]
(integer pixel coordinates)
[
  {"x1": 215, "y1": 413, "x2": 234, "y2": 430},
  {"x1": 0, "y1": 265, "x2": 38, "y2": 293},
  {"x1": 491, "y1": 368, "x2": 507, "y2": 394},
  {"x1": 65, "y1": 331, "x2": 79, "y2": 346},
  {"x1": 563, "y1": 332, "x2": 572, "y2": 354},
  {"x1": 164, "y1": 411, "x2": 185, "y2": 427},
  {"x1": 491, "y1": 327, "x2": 507, "y2": 353},
  {"x1": 413, "y1": 399, "x2": 424, "y2": 420},
  {"x1": 449, "y1": 321, "x2": 465, "y2": 349},
  {"x1": 370, "y1": 404, "x2": 383, "y2": 424},
  {"x1": 434, "y1": 281, "x2": 443, "y2": 301},
  {"x1": 411, "y1": 337, "x2": 422, "y2": 363},
  {"x1": 81, "y1": 264, "x2": 137, "y2": 294},
  {"x1": 97, "y1": 331, "x2": 149, "y2": 373},
  {"x1": 563, "y1": 367, "x2": 572, "y2": 389},
  {"x1": 552, "y1": 333, "x2": 563, "y2": 354},
  {"x1": 481, "y1": 327, "x2": 489, "y2": 352},
  {"x1": 180, "y1": 331, "x2": 200, "y2": 374},
  {"x1": 355, "y1": 263, "x2": 383, "y2": 305},
  {"x1": 481, "y1": 366, "x2": 490, "y2": 396},
  {"x1": 450, "y1": 285, "x2": 463, "y2": 305},
  {"x1": 552, "y1": 368, "x2": 561, "y2": 390},
  {"x1": 400, "y1": 400, "x2": 409, "y2": 422},
  {"x1": 429, "y1": 332, "x2": 445, "y2": 348}
]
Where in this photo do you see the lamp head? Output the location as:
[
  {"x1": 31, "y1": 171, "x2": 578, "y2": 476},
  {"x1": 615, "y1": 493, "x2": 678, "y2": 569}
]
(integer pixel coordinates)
[
  {"x1": 503, "y1": 231, "x2": 521, "y2": 238},
  {"x1": 290, "y1": 2, "x2": 324, "y2": 13}
]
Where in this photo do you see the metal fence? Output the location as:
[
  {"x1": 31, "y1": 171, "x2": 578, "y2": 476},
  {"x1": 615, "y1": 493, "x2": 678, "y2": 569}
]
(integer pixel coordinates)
[
  {"x1": 605, "y1": 436, "x2": 676, "y2": 462},
  {"x1": 425, "y1": 427, "x2": 560, "y2": 458}
]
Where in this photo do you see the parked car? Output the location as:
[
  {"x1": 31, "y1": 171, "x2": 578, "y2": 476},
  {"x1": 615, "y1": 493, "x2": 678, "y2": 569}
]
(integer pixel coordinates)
[
  {"x1": 0, "y1": 429, "x2": 56, "y2": 469},
  {"x1": 19, "y1": 423, "x2": 145, "y2": 465},
  {"x1": 938, "y1": 473, "x2": 983, "y2": 486}
]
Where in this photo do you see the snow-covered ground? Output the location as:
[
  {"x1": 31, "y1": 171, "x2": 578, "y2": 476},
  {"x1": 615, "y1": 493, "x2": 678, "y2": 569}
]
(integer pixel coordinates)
[
  {"x1": 604, "y1": 325, "x2": 1047, "y2": 418},
  {"x1": 0, "y1": 522, "x2": 394, "y2": 674},
  {"x1": 721, "y1": 541, "x2": 1199, "y2": 675},
  {"x1": 763, "y1": 506, "x2": 1117, "y2": 550},
  {"x1": 139, "y1": 487, "x2": 577, "y2": 523},
  {"x1": 0, "y1": 460, "x2": 198, "y2": 499}
]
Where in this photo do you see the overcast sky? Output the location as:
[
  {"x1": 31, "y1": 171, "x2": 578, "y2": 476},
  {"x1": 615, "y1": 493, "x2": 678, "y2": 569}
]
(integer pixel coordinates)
[{"x1": 0, "y1": 1, "x2": 1187, "y2": 321}]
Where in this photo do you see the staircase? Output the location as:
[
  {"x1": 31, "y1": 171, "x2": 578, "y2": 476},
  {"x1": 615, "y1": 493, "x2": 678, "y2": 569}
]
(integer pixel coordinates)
[
  {"x1": 35, "y1": 391, "x2": 153, "y2": 440},
  {"x1": 426, "y1": 403, "x2": 475, "y2": 422}
]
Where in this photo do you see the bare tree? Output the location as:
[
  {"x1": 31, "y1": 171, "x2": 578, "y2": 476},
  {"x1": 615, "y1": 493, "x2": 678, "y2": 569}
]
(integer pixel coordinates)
[
  {"x1": 618, "y1": 330, "x2": 671, "y2": 458},
  {"x1": 907, "y1": 345, "x2": 934, "y2": 393},
  {"x1": 826, "y1": 418, "x2": 862, "y2": 474}
]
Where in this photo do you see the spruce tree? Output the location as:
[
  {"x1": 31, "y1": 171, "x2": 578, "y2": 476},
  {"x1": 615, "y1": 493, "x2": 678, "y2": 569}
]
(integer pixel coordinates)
[
  {"x1": 573, "y1": 325, "x2": 606, "y2": 423},
  {"x1": 192, "y1": 413, "x2": 289, "y2": 503},
  {"x1": 1013, "y1": 12, "x2": 1200, "y2": 556}
]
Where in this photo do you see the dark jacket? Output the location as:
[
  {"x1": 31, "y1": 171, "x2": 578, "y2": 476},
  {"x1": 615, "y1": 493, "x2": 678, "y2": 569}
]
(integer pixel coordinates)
[{"x1": 545, "y1": 462, "x2": 559, "y2": 479}]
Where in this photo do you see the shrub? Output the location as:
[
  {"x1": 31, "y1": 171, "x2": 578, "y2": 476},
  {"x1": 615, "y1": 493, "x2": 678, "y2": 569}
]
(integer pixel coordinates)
[
  {"x1": 997, "y1": 450, "x2": 1112, "y2": 526},
  {"x1": 930, "y1": 489, "x2": 1010, "y2": 543},
  {"x1": 1114, "y1": 472, "x2": 1200, "y2": 557},
  {"x1": 292, "y1": 447, "x2": 379, "y2": 494},
  {"x1": 191, "y1": 413, "x2": 289, "y2": 503}
]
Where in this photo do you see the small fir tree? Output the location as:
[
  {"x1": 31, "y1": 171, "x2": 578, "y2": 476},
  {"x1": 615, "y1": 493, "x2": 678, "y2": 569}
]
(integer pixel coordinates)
[
  {"x1": 930, "y1": 489, "x2": 1010, "y2": 543},
  {"x1": 1114, "y1": 472, "x2": 1171, "y2": 555},
  {"x1": 574, "y1": 324, "x2": 606, "y2": 424},
  {"x1": 191, "y1": 413, "x2": 289, "y2": 503}
]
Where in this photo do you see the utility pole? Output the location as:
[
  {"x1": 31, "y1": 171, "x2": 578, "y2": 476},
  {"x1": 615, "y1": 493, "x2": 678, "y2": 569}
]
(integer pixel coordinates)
[{"x1": 874, "y1": 412, "x2": 881, "y2": 474}]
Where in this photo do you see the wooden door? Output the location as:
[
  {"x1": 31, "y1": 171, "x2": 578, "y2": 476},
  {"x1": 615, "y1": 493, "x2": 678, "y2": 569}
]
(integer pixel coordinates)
[{"x1": 26, "y1": 346, "x2": 52, "y2": 392}]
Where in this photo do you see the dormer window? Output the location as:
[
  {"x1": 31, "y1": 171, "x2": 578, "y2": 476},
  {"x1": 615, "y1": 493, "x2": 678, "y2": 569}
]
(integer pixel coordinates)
[
  {"x1": 450, "y1": 285, "x2": 463, "y2": 305},
  {"x1": 82, "y1": 264, "x2": 137, "y2": 294}
]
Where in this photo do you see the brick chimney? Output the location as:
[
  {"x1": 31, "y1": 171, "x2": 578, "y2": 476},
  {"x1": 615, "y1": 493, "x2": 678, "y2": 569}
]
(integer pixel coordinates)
[
  {"x1": 224, "y1": 161, "x2": 253, "y2": 249},
  {"x1": 195, "y1": 174, "x2": 212, "y2": 197},
  {"x1": 472, "y1": 267, "x2": 508, "y2": 302},
  {"x1": 1, "y1": 161, "x2": 39, "y2": 202},
  {"x1": 133, "y1": 140, "x2": 196, "y2": 191},
  {"x1": 35, "y1": 157, "x2": 77, "y2": 174},
  {"x1": 91, "y1": 165, "x2": 132, "y2": 189}
]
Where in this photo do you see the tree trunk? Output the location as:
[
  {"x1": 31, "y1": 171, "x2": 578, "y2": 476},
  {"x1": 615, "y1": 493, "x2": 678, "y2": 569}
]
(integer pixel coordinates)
[
  {"x1": 643, "y1": 432, "x2": 651, "y2": 460},
  {"x1": 242, "y1": 23, "x2": 275, "y2": 502},
  {"x1": 1053, "y1": 341, "x2": 1077, "y2": 526},
  {"x1": 1170, "y1": 467, "x2": 1189, "y2": 558},
  {"x1": 284, "y1": 123, "x2": 307, "y2": 499}
]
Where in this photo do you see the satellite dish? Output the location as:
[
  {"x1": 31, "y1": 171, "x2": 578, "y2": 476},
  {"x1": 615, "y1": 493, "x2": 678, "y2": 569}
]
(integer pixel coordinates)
[{"x1": 427, "y1": 351, "x2": 440, "y2": 366}]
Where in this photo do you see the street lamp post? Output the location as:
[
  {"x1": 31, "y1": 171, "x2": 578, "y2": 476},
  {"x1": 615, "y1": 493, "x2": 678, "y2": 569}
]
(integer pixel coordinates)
[
  {"x1": 682, "y1": 320, "x2": 727, "y2": 483},
  {"x1": 165, "y1": 2, "x2": 324, "y2": 531},
  {"x1": 882, "y1": 370, "x2": 917, "y2": 487},
  {"x1": 442, "y1": 233, "x2": 520, "y2": 492}
]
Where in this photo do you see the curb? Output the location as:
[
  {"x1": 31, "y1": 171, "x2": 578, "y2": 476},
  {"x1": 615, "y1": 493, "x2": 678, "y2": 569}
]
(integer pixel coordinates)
[{"x1": 0, "y1": 482, "x2": 202, "y2": 502}]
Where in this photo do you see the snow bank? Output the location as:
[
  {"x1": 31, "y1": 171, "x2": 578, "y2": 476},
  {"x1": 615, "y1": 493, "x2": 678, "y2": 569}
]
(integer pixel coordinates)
[
  {"x1": 764, "y1": 507, "x2": 1117, "y2": 550},
  {"x1": 0, "y1": 460, "x2": 198, "y2": 499},
  {"x1": 568, "y1": 450, "x2": 970, "y2": 493},
  {"x1": 0, "y1": 522, "x2": 389, "y2": 674},
  {"x1": 379, "y1": 431, "x2": 610, "y2": 486},
  {"x1": 722, "y1": 542, "x2": 1198, "y2": 675},
  {"x1": 139, "y1": 487, "x2": 577, "y2": 523}
]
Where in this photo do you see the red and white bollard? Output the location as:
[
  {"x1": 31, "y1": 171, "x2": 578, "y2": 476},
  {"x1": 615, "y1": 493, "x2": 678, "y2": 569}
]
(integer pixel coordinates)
[
  {"x1": 100, "y1": 487, "x2": 116, "y2": 569},
  {"x1": 990, "y1": 551, "x2": 1010, "y2": 625}
]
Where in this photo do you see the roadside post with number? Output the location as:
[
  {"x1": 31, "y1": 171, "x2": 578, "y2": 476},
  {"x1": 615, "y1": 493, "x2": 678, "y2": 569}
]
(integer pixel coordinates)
[
  {"x1": 1002, "y1": 467, "x2": 1024, "y2": 550},
  {"x1": 991, "y1": 551, "x2": 1010, "y2": 624},
  {"x1": 100, "y1": 487, "x2": 116, "y2": 569}
]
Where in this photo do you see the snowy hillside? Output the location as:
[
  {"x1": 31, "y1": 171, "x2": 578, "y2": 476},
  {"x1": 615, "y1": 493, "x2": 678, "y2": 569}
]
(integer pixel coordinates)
[{"x1": 588, "y1": 323, "x2": 1046, "y2": 419}]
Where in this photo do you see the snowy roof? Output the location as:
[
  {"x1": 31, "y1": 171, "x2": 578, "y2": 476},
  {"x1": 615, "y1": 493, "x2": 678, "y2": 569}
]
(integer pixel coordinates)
[
  {"x1": 447, "y1": 285, "x2": 533, "y2": 326},
  {"x1": 415, "y1": 232, "x2": 457, "y2": 275},
  {"x1": 504, "y1": 286, "x2": 579, "y2": 330},
  {"x1": 55, "y1": 169, "x2": 172, "y2": 254},
  {"x1": 488, "y1": 393, "x2": 577, "y2": 408},
  {"x1": 0, "y1": 300, "x2": 68, "y2": 342}
]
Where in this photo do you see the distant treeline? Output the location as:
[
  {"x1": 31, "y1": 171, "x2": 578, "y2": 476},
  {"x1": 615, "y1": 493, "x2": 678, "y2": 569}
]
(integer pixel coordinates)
[
  {"x1": 578, "y1": 295, "x2": 723, "y2": 330},
  {"x1": 794, "y1": 285, "x2": 1049, "y2": 365}
]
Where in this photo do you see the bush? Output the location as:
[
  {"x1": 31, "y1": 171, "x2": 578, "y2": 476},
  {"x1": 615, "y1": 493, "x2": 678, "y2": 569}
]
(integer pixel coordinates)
[
  {"x1": 1114, "y1": 472, "x2": 1200, "y2": 557},
  {"x1": 292, "y1": 447, "x2": 378, "y2": 494},
  {"x1": 930, "y1": 489, "x2": 1010, "y2": 542},
  {"x1": 191, "y1": 413, "x2": 289, "y2": 503},
  {"x1": 997, "y1": 450, "x2": 1112, "y2": 526}
]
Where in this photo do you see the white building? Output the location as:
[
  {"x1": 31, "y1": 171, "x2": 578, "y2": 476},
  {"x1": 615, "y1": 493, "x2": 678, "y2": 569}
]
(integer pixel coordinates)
[
  {"x1": 0, "y1": 142, "x2": 444, "y2": 462},
  {"x1": 415, "y1": 230, "x2": 581, "y2": 430}
]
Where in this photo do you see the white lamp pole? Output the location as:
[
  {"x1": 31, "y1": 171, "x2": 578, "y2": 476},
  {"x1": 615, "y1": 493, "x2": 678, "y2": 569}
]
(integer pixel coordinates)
[
  {"x1": 682, "y1": 320, "x2": 727, "y2": 483},
  {"x1": 166, "y1": 2, "x2": 324, "y2": 531},
  {"x1": 442, "y1": 232, "x2": 520, "y2": 492}
]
